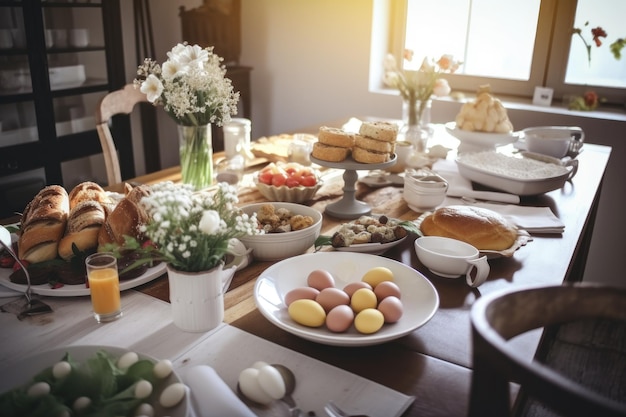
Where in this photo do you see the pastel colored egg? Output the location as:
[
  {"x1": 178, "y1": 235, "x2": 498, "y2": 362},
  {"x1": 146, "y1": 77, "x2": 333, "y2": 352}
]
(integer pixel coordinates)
[
  {"x1": 288, "y1": 299, "x2": 326, "y2": 327},
  {"x1": 354, "y1": 308, "x2": 385, "y2": 334},
  {"x1": 316, "y1": 287, "x2": 350, "y2": 312},
  {"x1": 306, "y1": 270, "x2": 335, "y2": 290},
  {"x1": 343, "y1": 281, "x2": 372, "y2": 297},
  {"x1": 326, "y1": 305, "x2": 355, "y2": 333},
  {"x1": 350, "y1": 288, "x2": 377, "y2": 313},
  {"x1": 361, "y1": 267, "x2": 394, "y2": 288},
  {"x1": 377, "y1": 296, "x2": 404, "y2": 323},
  {"x1": 374, "y1": 280, "x2": 402, "y2": 302},
  {"x1": 284, "y1": 287, "x2": 320, "y2": 306}
]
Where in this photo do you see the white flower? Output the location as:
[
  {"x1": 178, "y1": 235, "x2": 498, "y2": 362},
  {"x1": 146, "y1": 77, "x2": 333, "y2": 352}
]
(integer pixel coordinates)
[
  {"x1": 433, "y1": 78, "x2": 451, "y2": 97},
  {"x1": 199, "y1": 210, "x2": 220, "y2": 235},
  {"x1": 161, "y1": 60, "x2": 187, "y2": 81},
  {"x1": 140, "y1": 74, "x2": 164, "y2": 103}
]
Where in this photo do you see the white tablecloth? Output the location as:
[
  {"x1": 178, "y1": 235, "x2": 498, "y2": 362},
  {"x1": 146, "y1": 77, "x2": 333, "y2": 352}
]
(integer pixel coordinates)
[{"x1": 0, "y1": 290, "x2": 414, "y2": 417}]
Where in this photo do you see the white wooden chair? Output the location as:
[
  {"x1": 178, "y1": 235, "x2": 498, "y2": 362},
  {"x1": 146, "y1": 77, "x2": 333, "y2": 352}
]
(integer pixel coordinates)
[{"x1": 95, "y1": 84, "x2": 148, "y2": 185}]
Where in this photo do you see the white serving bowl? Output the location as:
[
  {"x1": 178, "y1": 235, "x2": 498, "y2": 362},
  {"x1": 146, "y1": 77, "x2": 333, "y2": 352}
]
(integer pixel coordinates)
[
  {"x1": 239, "y1": 202, "x2": 322, "y2": 261},
  {"x1": 445, "y1": 121, "x2": 519, "y2": 153}
]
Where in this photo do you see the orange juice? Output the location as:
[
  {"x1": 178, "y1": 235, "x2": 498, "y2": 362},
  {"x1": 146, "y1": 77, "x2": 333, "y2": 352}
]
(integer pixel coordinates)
[{"x1": 88, "y1": 268, "x2": 121, "y2": 315}]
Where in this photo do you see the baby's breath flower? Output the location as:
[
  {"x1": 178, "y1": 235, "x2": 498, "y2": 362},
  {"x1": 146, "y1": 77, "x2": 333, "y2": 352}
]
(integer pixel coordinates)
[{"x1": 139, "y1": 182, "x2": 259, "y2": 272}]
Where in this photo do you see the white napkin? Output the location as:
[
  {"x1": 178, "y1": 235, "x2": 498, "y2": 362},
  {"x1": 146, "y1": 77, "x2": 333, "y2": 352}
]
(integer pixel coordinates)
[
  {"x1": 433, "y1": 159, "x2": 521, "y2": 204},
  {"x1": 470, "y1": 202, "x2": 565, "y2": 234},
  {"x1": 182, "y1": 365, "x2": 256, "y2": 417}
]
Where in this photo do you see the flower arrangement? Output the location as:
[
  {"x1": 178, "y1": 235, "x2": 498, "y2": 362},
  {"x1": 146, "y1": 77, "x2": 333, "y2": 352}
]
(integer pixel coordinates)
[
  {"x1": 572, "y1": 22, "x2": 625, "y2": 64},
  {"x1": 134, "y1": 42, "x2": 239, "y2": 127},
  {"x1": 383, "y1": 50, "x2": 461, "y2": 127},
  {"x1": 134, "y1": 43, "x2": 241, "y2": 189},
  {"x1": 138, "y1": 182, "x2": 259, "y2": 273}
]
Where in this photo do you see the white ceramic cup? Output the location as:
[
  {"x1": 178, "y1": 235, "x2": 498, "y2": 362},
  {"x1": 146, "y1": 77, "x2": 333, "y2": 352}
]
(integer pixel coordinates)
[
  {"x1": 69, "y1": 28, "x2": 89, "y2": 47},
  {"x1": 414, "y1": 236, "x2": 490, "y2": 287},
  {"x1": 522, "y1": 126, "x2": 585, "y2": 158},
  {"x1": 387, "y1": 140, "x2": 413, "y2": 173}
]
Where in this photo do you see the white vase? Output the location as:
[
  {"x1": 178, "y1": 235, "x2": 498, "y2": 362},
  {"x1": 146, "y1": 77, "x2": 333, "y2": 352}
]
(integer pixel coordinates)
[{"x1": 167, "y1": 263, "x2": 236, "y2": 332}]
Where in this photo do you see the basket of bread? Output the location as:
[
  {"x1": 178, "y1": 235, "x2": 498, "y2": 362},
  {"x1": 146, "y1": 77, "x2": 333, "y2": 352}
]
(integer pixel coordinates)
[
  {"x1": 254, "y1": 162, "x2": 322, "y2": 203},
  {"x1": 1, "y1": 181, "x2": 160, "y2": 290},
  {"x1": 311, "y1": 121, "x2": 399, "y2": 164}
]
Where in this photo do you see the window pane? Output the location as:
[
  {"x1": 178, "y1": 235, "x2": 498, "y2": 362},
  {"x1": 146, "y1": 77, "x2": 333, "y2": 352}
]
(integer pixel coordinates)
[
  {"x1": 565, "y1": 0, "x2": 626, "y2": 88},
  {"x1": 405, "y1": 0, "x2": 540, "y2": 81}
]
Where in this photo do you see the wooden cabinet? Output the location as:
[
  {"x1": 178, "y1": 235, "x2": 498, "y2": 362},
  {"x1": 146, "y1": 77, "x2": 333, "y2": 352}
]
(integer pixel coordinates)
[{"x1": 0, "y1": 0, "x2": 128, "y2": 217}]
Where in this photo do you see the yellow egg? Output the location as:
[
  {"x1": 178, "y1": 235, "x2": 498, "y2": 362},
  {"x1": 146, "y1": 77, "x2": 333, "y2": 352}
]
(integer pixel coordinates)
[
  {"x1": 354, "y1": 308, "x2": 385, "y2": 334},
  {"x1": 288, "y1": 299, "x2": 326, "y2": 327},
  {"x1": 350, "y1": 288, "x2": 377, "y2": 313},
  {"x1": 361, "y1": 267, "x2": 394, "y2": 288}
]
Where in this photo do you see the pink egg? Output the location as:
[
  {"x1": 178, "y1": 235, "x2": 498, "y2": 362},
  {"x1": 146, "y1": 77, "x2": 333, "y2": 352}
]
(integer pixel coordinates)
[
  {"x1": 325, "y1": 305, "x2": 354, "y2": 333},
  {"x1": 284, "y1": 287, "x2": 320, "y2": 306},
  {"x1": 343, "y1": 281, "x2": 372, "y2": 297},
  {"x1": 377, "y1": 296, "x2": 403, "y2": 323},
  {"x1": 316, "y1": 287, "x2": 350, "y2": 312},
  {"x1": 374, "y1": 281, "x2": 402, "y2": 302},
  {"x1": 307, "y1": 270, "x2": 335, "y2": 291}
]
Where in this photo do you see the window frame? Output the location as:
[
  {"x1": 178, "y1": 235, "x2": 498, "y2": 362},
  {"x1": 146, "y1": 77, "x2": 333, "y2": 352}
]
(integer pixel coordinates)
[{"x1": 372, "y1": 0, "x2": 625, "y2": 106}]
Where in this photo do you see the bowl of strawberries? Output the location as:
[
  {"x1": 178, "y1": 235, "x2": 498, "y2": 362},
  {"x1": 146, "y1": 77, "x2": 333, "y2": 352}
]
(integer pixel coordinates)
[{"x1": 254, "y1": 162, "x2": 322, "y2": 203}]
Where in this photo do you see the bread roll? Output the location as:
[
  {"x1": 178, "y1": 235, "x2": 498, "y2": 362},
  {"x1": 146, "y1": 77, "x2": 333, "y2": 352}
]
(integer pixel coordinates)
[
  {"x1": 311, "y1": 142, "x2": 350, "y2": 162},
  {"x1": 352, "y1": 146, "x2": 391, "y2": 164},
  {"x1": 354, "y1": 134, "x2": 393, "y2": 153},
  {"x1": 455, "y1": 91, "x2": 513, "y2": 133},
  {"x1": 18, "y1": 185, "x2": 70, "y2": 263},
  {"x1": 68, "y1": 181, "x2": 111, "y2": 209},
  {"x1": 58, "y1": 201, "x2": 106, "y2": 260},
  {"x1": 358, "y1": 121, "x2": 398, "y2": 143},
  {"x1": 420, "y1": 205, "x2": 517, "y2": 251},
  {"x1": 97, "y1": 195, "x2": 149, "y2": 248},
  {"x1": 317, "y1": 126, "x2": 355, "y2": 148}
]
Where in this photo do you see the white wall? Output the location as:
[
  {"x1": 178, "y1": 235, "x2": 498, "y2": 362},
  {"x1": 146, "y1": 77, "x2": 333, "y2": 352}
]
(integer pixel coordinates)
[{"x1": 125, "y1": 0, "x2": 625, "y2": 284}]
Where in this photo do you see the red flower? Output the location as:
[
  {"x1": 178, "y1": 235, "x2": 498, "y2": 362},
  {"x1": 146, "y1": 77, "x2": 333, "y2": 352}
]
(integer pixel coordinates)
[
  {"x1": 583, "y1": 91, "x2": 599, "y2": 108},
  {"x1": 591, "y1": 27, "x2": 607, "y2": 47}
]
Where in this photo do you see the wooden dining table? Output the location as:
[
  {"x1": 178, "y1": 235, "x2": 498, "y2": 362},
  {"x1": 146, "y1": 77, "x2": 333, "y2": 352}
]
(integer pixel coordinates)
[{"x1": 0, "y1": 120, "x2": 612, "y2": 416}]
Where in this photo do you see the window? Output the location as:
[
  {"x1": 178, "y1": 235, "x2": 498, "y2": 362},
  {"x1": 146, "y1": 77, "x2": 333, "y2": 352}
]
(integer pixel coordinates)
[{"x1": 376, "y1": 0, "x2": 625, "y2": 106}]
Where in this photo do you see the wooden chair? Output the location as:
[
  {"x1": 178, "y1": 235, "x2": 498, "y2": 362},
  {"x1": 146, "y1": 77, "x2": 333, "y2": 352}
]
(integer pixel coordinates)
[
  {"x1": 95, "y1": 84, "x2": 148, "y2": 185},
  {"x1": 469, "y1": 283, "x2": 626, "y2": 417}
]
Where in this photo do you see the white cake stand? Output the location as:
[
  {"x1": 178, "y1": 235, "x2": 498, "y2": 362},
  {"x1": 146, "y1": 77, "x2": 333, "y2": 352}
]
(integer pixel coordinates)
[{"x1": 311, "y1": 154, "x2": 397, "y2": 219}]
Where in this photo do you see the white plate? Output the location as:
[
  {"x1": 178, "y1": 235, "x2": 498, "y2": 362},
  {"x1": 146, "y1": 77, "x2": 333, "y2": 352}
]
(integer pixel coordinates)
[
  {"x1": 254, "y1": 252, "x2": 439, "y2": 346},
  {"x1": 0, "y1": 345, "x2": 189, "y2": 417},
  {"x1": 455, "y1": 151, "x2": 575, "y2": 196},
  {"x1": 0, "y1": 262, "x2": 167, "y2": 297},
  {"x1": 445, "y1": 122, "x2": 519, "y2": 151},
  {"x1": 335, "y1": 235, "x2": 407, "y2": 255}
]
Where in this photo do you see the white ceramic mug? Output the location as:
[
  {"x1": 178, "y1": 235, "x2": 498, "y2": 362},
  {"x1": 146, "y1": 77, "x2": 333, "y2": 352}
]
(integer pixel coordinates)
[
  {"x1": 523, "y1": 126, "x2": 585, "y2": 158},
  {"x1": 414, "y1": 236, "x2": 490, "y2": 287},
  {"x1": 69, "y1": 28, "x2": 89, "y2": 47},
  {"x1": 387, "y1": 140, "x2": 413, "y2": 173}
]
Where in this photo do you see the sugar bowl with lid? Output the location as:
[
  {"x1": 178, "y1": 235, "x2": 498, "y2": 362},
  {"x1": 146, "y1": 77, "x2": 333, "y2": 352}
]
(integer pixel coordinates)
[{"x1": 403, "y1": 168, "x2": 448, "y2": 212}]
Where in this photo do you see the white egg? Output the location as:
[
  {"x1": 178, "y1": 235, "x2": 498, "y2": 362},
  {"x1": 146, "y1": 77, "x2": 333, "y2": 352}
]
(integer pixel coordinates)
[
  {"x1": 153, "y1": 359, "x2": 173, "y2": 379},
  {"x1": 52, "y1": 361, "x2": 71, "y2": 379},
  {"x1": 251, "y1": 361, "x2": 270, "y2": 370},
  {"x1": 27, "y1": 381, "x2": 50, "y2": 397},
  {"x1": 257, "y1": 365, "x2": 286, "y2": 400},
  {"x1": 238, "y1": 368, "x2": 273, "y2": 405},
  {"x1": 134, "y1": 403, "x2": 154, "y2": 417},
  {"x1": 117, "y1": 351, "x2": 139, "y2": 370},
  {"x1": 159, "y1": 382, "x2": 186, "y2": 408},
  {"x1": 73, "y1": 396, "x2": 91, "y2": 411},
  {"x1": 134, "y1": 380, "x2": 153, "y2": 399}
]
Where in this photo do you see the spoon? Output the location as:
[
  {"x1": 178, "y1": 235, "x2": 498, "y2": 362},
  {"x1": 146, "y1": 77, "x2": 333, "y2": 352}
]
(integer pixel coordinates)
[
  {"x1": 271, "y1": 364, "x2": 301, "y2": 417},
  {"x1": 0, "y1": 225, "x2": 53, "y2": 318},
  {"x1": 237, "y1": 363, "x2": 302, "y2": 417}
]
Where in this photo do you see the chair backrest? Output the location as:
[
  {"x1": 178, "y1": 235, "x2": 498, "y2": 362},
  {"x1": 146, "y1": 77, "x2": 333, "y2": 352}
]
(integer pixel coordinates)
[
  {"x1": 95, "y1": 84, "x2": 148, "y2": 185},
  {"x1": 469, "y1": 283, "x2": 626, "y2": 417}
]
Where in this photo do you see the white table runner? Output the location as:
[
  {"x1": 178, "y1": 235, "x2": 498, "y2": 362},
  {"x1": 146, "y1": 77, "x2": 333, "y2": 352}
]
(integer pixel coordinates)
[{"x1": 0, "y1": 290, "x2": 414, "y2": 417}]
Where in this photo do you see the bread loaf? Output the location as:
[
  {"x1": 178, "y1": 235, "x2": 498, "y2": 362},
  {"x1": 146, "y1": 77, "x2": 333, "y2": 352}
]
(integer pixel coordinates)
[
  {"x1": 18, "y1": 185, "x2": 69, "y2": 263},
  {"x1": 68, "y1": 181, "x2": 111, "y2": 210},
  {"x1": 420, "y1": 205, "x2": 517, "y2": 251},
  {"x1": 97, "y1": 191, "x2": 149, "y2": 248},
  {"x1": 317, "y1": 126, "x2": 355, "y2": 148},
  {"x1": 354, "y1": 134, "x2": 394, "y2": 153},
  {"x1": 455, "y1": 88, "x2": 513, "y2": 133},
  {"x1": 58, "y1": 201, "x2": 106, "y2": 260}
]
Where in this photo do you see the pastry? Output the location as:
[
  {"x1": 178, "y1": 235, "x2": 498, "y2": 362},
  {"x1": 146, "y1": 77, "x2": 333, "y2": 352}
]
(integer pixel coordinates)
[
  {"x1": 311, "y1": 142, "x2": 351, "y2": 162},
  {"x1": 58, "y1": 200, "x2": 107, "y2": 260},
  {"x1": 420, "y1": 205, "x2": 517, "y2": 251},
  {"x1": 455, "y1": 86, "x2": 513, "y2": 133},
  {"x1": 18, "y1": 185, "x2": 70, "y2": 263},
  {"x1": 358, "y1": 121, "x2": 398, "y2": 142}
]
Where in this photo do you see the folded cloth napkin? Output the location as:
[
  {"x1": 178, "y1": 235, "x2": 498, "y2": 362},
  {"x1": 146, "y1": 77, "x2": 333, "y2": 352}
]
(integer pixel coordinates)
[
  {"x1": 433, "y1": 159, "x2": 521, "y2": 204},
  {"x1": 182, "y1": 365, "x2": 256, "y2": 417},
  {"x1": 471, "y1": 202, "x2": 565, "y2": 234}
]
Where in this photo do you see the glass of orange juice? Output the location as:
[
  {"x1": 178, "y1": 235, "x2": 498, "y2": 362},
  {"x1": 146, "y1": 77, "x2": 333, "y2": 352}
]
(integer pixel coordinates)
[{"x1": 85, "y1": 252, "x2": 122, "y2": 323}]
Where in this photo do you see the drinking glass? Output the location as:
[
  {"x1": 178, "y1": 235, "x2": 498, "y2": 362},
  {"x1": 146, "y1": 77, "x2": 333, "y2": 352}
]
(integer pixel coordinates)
[{"x1": 85, "y1": 252, "x2": 122, "y2": 322}]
